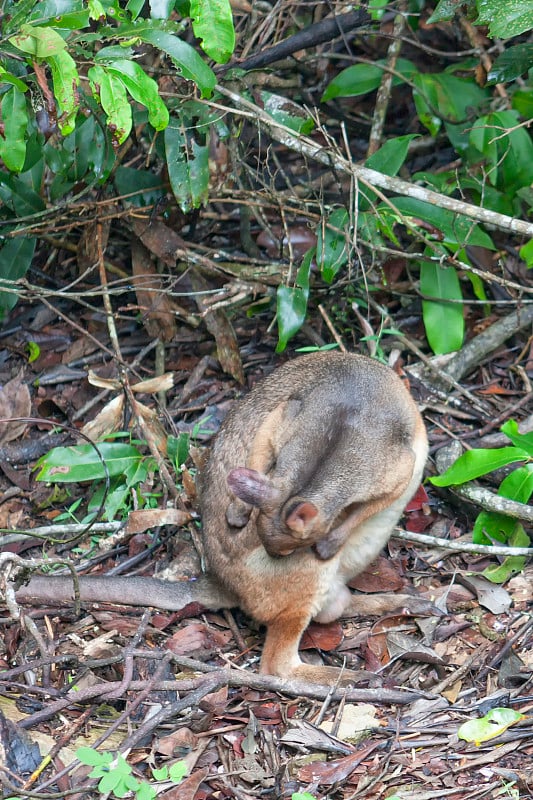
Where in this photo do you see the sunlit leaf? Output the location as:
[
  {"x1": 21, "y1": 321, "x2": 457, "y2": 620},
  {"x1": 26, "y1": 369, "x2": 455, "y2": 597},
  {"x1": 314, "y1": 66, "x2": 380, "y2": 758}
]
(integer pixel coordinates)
[
  {"x1": 458, "y1": 707, "x2": 524, "y2": 745},
  {"x1": 106, "y1": 59, "x2": 169, "y2": 130},
  {"x1": 0, "y1": 87, "x2": 28, "y2": 171},
  {"x1": 190, "y1": 0, "x2": 235, "y2": 63},
  {"x1": 47, "y1": 50, "x2": 80, "y2": 135},
  {"x1": 430, "y1": 447, "x2": 529, "y2": 486},
  {"x1": 420, "y1": 261, "x2": 464, "y2": 354}
]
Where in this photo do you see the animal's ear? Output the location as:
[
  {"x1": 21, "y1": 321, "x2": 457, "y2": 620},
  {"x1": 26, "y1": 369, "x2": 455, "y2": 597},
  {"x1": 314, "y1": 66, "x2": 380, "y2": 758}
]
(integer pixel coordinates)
[
  {"x1": 284, "y1": 501, "x2": 319, "y2": 535},
  {"x1": 227, "y1": 467, "x2": 280, "y2": 509}
]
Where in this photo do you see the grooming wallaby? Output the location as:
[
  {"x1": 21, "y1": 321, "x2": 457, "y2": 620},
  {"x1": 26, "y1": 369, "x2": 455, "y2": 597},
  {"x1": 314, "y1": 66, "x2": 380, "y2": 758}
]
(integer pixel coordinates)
[{"x1": 15, "y1": 352, "x2": 428, "y2": 684}]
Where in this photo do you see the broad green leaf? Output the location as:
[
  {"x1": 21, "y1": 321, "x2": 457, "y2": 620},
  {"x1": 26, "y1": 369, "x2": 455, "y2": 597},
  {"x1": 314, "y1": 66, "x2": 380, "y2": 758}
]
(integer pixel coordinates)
[
  {"x1": 482, "y1": 524, "x2": 529, "y2": 582},
  {"x1": 322, "y1": 59, "x2": 416, "y2": 101},
  {"x1": 130, "y1": 27, "x2": 215, "y2": 97},
  {"x1": 190, "y1": 0, "x2": 235, "y2": 63},
  {"x1": 427, "y1": 0, "x2": 464, "y2": 22},
  {"x1": 0, "y1": 171, "x2": 46, "y2": 216},
  {"x1": 458, "y1": 708, "x2": 524, "y2": 745},
  {"x1": 149, "y1": 0, "x2": 174, "y2": 17},
  {"x1": 501, "y1": 419, "x2": 533, "y2": 456},
  {"x1": 106, "y1": 59, "x2": 169, "y2": 130},
  {"x1": 0, "y1": 237, "x2": 36, "y2": 318},
  {"x1": 260, "y1": 92, "x2": 314, "y2": 134},
  {"x1": 164, "y1": 125, "x2": 209, "y2": 212},
  {"x1": 430, "y1": 447, "x2": 529, "y2": 486},
  {"x1": 114, "y1": 166, "x2": 165, "y2": 206},
  {"x1": 471, "y1": 111, "x2": 533, "y2": 193},
  {"x1": 88, "y1": 65, "x2": 132, "y2": 144},
  {"x1": 276, "y1": 250, "x2": 312, "y2": 352},
  {"x1": 473, "y1": 510, "x2": 521, "y2": 546},
  {"x1": 168, "y1": 761, "x2": 187, "y2": 782},
  {"x1": 361, "y1": 135, "x2": 417, "y2": 210},
  {"x1": 519, "y1": 238, "x2": 533, "y2": 267},
  {"x1": 469, "y1": 119, "x2": 499, "y2": 186},
  {"x1": 0, "y1": 67, "x2": 28, "y2": 93},
  {"x1": 488, "y1": 44, "x2": 533, "y2": 83},
  {"x1": 136, "y1": 782, "x2": 156, "y2": 800},
  {"x1": 47, "y1": 50, "x2": 80, "y2": 135},
  {"x1": 0, "y1": 87, "x2": 28, "y2": 172},
  {"x1": 384, "y1": 196, "x2": 495, "y2": 249},
  {"x1": 10, "y1": 23, "x2": 67, "y2": 57},
  {"x1": 76, "y1": 747, "x2": 113, "y2": 766},
  {"x1": 31, "y1": 0, "x2": 91, "y2": 29},
  {"x1": 89, "y1": 0, "x2": 106, "y2": 18},
  {"x1": 412, "y1": 72, "x2": 488, "y2": 138},
  {"x1": 513, "y1": 88, "x2": 533, "y2": 119},
  {"x1": 317, "y1": 207, "x2": 350, "y2": 283},
  {"x1": 476, "y1": 0, "x2": 533, "y2": 38},
  {"x1": 35, "y1": 443, "x2": 144, "y2": 482},
  {"x1": 420, "y1": 261, "x2": 464, "y2": 354}
]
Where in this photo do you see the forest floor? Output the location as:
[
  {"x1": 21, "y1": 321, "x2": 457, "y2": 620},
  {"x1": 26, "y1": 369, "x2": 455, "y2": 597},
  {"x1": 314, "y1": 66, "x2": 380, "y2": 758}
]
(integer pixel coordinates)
[{"x1": 1, "y1": 2, "x2": 533, "y2": 799}]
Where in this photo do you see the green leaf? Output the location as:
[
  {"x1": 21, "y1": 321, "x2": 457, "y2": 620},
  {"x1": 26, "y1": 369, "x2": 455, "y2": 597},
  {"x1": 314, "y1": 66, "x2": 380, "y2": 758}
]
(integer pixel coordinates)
[
  {"x1": 135, "y1": 782, "x2": 156, "y2": 800},
  {"x1": 420, "y1": 261, "x2": 464, "y2": 354},
  {"x1": 384, "y1": 196, "x2": 495, "y2": 249},
  {"x1": 164, "y1": 124, "x2": 209, "y2": 212},
  {"x1": 169, "y1": 761, "x2": 187, "y2": 782},
  {"x1": 482, "y1": 518, "x2": 529, "y2": 582},
  {"x1": 275, "y1": 250, "x2": 312, "y2": 352},
  {"x1": 260, "y1": 92, "x2": 314, "y2": 134},
  {"x1": 88, "y1": 65, "x2": 132, "y2": 144},
  {"x1": 430, "y1": 447, "x2": 529, "y2": 486},
  {"x1": 10, "y1": 23, "x2": 67, "y2": 57},
  {"x1": 76, "y1": 747, "x2": 112, "y2": 766},
  {"x1": 35, "y1": 443, "x2": 144, "y2": 483},
  {"x1": 151, "y1": 766, "x2": 168, "y2": 781},
  {"x1": 0, "y1": 237, "x2": 36, "y2": 318},
  {"x1": 501, "y1": 419, "x2": 533, "y2": 456},
  {"x1": 114, "y1": 166, "x2": 165, "y2": 206},
  {"x1": 106, "y1": 60, "x2": 169, "y2": 130},
  {"x1": 190, "y1": 0, "x2": 235, "y2": 63},
  {"x1": 476, "y1": 0, "x2": 533, "y2": 38},
  {"x1": 427, "y1": 0, "x2": 465, "y2": 22},
  {"x1": 361, "y1": 135, "x2": 417, "y2": 210},
  {"x1": 488, "y1": 44, "x2": 533, "y2": 83},
  {"x1": 0, "y1": 87, "x2": 28, "y2": 172},
  {"x1": 322, "y1": 59, "x2": 416, "y2": 101},
  {"x1": 519, "y1": 238, "x2": 533, "y2": 267},
  {"x1": 471, "y1": 111, "x2": 533, "y2": 193},
  {"x1": 458, "y1": 708, "x2": 524, "y2": 745},
  {"x1": 47, "y1": 50, "x2": 80, "y2": 135},
  {"x1": 0, "y1": 66, "x2": 28, "y2": 93},
  {"x1": 129, "y1": 27, "x2": 216, "y2": 97},
  {"x1": 412, "y1": 72, "x2": 488, "y2": 137},
  {"x1": 317, "y1": 207, "x2": 350, "y2": 283}
]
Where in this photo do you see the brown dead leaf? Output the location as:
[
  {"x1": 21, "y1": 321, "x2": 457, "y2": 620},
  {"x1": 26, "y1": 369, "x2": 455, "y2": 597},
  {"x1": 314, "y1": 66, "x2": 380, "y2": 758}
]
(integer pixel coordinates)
[
  {"x1": 80, "y1": 394, "x2": 125, "y2": 441},
  {"x1": 131, "y1": 239, "x2": 177, "y2": 341},
  {"x1": 349, "y1": 556, "x2": 404, "y2": 593},
  {"x1": 199, "y1": 685, "x2": 228, "y2": 714},
  {"x1": 0, "y1": 371, "x2": 31, "y2": 443},
  {"x1": 159, "y1": 768, "x2": 209, "y2": 800},
  {"x1": 166, "y1": 623, "x2": 232, "y2": 655},
  {"x1": 300, "y1": 621, "x2": 344, "y2": 651},
  {"x1": 125, "y1": 508, "x2": 192, "y2": 535},
  {"x1": 156, "y1": 728, "x2": 198, "y2": 757},
  {"x1": 297, "y1": 751, "x2": 368, "y2": 785}
]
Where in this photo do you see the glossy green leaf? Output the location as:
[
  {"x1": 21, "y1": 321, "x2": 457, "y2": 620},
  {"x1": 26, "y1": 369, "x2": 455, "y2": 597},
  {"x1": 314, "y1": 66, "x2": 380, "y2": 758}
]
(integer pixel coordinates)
[
  {"x1": 427, "y1": 0, "x2": 465, "y2": 22},
  {"x1": 317, "y1": 207, "x2": 349, "y2": 283},
  {"x1": 501, "y1": 419, "x2": 533, "y2": 456},
  {"x1": 190, "y1": 0, "x2": 235, "y2": 63},
  {"x1": 512, "y1": 88, "x2": 533, "y2": 119},
  {"x1": 88, "y1": 65, "x2": 132, "y2": 144},
  {"x1": 106, "y1": 59, "x2": 169, "y2": 130},
  {"x1": 322, "y1": 59, "x2": 416, "y2": 101},
  {"x1": 385, "y1": 197, "x2": 495, "y2": 249},
  {"x1": 276, "y1": 250, "x2": 312, "y2": 352},
  {"x1": 482, "y1": 522, "x2": 529, "y2": 582},
  {"x1": 89, "y1": 0, "x2": 106, "y2": 18},
  {"x1": 476, "y1": 0, "x2": 533, "y2": 38},
  {"x1": 0, "y1": 67, "x2": 28, "y2": 93},
  {"x1": 412, "y1": 72, "x2": 488, "y2": 137},
  {"x1": 30, "y1": 0, "x2": 91, "y2": 29},
  {"x1": 420, "y1": 261, "x2": 464, "y2": 354},
  {"x1": 471, "y1": 111, "x2": 533, "y2": 193},
  {"x1": 260, "y1": 92, "x2": 314, "y2": 134},
  {"x1": 519, "y1": 238, "x2": 533, "y2": 267},
  {"x1": 130, "y1": 27, "x2": 215, "y2": 97},
  {"x1": 458, "y1": 707, "x2": 524, "y2": 745},
  {"x1": 126, "y1": 0, "x2": 145, "y2": 18},
  {"x1": 164, "y1": 125, "x2": 209, "y2": 212},
  {"x1": 0, "y1": 237, "x2": 36, "y2": 318},
  {"x1": 47, "y1": 50, "x2": 80, "y2": 135},
  {"x1": 361, "y1": 135, "x2": 417, "y2": 210},
  {"x1": 488, "y1": 44, "x2": 533, "y2": 83},
  {"x1": 430, "y1": 447, "x2": 529, "y2": 486},
  {"x1": 10, "y1": 23, "x2": 67, "y2": 57},
  {"x1": 0, "y1": 87, "x2": 28, "y2": 172},
  {"x1": 35, "y1": 443, "x2": 144, "y2": 482},
  {"x1": 114, "y1": 166, "x2": 165, "y2": 206}
]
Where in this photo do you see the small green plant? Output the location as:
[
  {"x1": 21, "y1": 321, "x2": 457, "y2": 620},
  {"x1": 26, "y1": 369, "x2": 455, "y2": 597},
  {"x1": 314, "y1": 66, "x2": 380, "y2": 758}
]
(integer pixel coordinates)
[
  {"x1": 292, "y1": 793, "x2": 317, "y2": 800},
  {"x1": 430, "y1": 420, "x2": 533, "y2": 582},
  {"x1": 35, "y1": 438, "x2": 157, "y2": 522},
  {"x1": 76, "y1": 746, "x2": 187, "y2": 800}
]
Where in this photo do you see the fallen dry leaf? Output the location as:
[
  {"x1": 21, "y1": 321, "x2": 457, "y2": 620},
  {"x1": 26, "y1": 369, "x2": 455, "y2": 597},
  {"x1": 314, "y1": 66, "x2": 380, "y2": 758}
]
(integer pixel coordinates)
[{"x1": 0, "y1": 371, "x2": 31, "y2": 443}]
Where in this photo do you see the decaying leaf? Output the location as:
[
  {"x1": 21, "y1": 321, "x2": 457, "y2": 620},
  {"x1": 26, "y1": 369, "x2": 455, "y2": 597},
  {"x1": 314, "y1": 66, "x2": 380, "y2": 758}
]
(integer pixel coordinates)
[
  {"x1": 131, "y1": 239, "x2": 178, "y2": 341},
  {"x1": 0, "y1": 371, "x2": 31, "y2": 443}
]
